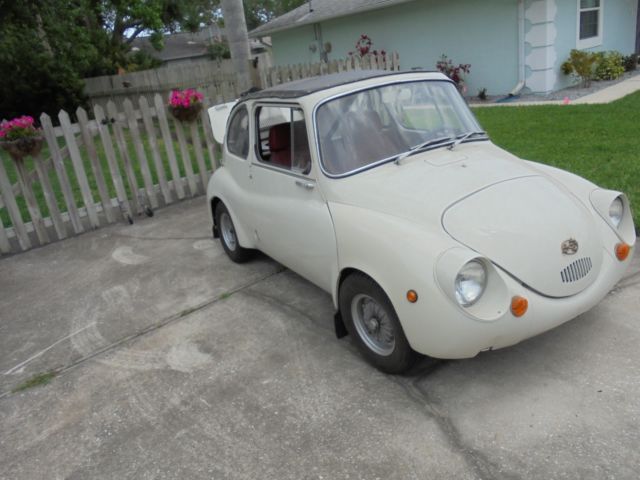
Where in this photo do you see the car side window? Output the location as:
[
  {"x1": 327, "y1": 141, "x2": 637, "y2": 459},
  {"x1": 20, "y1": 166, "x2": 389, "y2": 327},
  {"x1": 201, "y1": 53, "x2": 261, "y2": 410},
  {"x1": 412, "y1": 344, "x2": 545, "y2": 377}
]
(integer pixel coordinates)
[
  {"x1": 226, "y1": 106, "x2": 249, "y2": 158},
  {"x1": 256, "y1": 106, "x2": 311, "y2": 175}
]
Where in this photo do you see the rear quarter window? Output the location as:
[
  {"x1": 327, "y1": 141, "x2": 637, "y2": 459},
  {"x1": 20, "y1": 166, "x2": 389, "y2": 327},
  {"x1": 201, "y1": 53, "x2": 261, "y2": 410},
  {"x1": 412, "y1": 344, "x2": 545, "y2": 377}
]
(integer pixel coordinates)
[{"x1": 226, "y1": 106, "x2": 249, "y2": 158}]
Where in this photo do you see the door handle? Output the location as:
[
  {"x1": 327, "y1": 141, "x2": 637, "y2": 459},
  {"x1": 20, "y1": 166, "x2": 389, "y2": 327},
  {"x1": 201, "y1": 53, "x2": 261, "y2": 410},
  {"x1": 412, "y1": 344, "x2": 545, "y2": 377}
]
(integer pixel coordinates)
[{"x1": 295, "y1": 180, "x2": 315, "y2": 190}]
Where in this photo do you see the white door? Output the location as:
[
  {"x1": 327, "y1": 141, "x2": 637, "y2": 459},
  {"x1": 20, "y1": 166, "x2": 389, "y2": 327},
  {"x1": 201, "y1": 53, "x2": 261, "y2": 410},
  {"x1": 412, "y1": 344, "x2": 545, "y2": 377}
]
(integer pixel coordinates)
[
  {"x1": 222, "y1": 105, "x2": 253, "y2": 229},
  {"x1": 248, "y1": 105, "x2": 337, "y2": 292}
]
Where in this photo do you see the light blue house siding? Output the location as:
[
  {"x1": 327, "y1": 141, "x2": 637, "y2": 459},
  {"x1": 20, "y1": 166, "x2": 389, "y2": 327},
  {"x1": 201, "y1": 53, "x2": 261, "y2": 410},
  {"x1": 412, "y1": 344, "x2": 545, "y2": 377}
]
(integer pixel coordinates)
[
  {"x1": 271, "y1": 0, "x2": 520, "y2": 96},
  {"x1": 267, "y1": 0, "x2": 638, "y2": 95},
  {"x1": 551, "y1": 0, "x2": 637, "y2": 90}
]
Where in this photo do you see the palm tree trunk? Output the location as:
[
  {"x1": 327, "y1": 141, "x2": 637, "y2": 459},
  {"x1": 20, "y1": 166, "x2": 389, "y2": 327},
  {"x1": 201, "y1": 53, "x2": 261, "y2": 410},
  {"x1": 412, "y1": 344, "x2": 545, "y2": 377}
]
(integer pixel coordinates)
[{"x1": 220, "y1": 0, "x2": 252, "y2": 91}]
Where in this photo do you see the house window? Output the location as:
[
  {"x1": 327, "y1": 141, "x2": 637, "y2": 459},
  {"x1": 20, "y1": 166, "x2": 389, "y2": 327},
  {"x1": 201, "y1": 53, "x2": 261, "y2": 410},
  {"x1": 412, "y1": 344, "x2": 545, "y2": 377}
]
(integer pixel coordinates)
[{"x1": 577, "y1": 0, "x2": 603, "y2": 49}]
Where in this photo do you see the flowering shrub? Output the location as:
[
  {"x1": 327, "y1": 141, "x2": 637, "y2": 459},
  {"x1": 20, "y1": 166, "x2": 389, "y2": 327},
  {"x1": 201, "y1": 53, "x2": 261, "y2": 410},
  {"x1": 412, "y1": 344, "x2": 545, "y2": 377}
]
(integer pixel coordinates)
[
  {"x1": 594, "y1": 51, "x2": 625, "y2": 81},
  {"x1": 561, "y1": 49, "x2": 599, "y2": 86},
  {"x1": 436, "y1": 55, "x2": 471, "y2": 92},
  {"x1": 348, "y1": 34, "x2": 386, "y2": 60},
  {"x1": 169, "y1": 88, "x2": 204, "y2": 108},
  {"x1": 0, "y1": 116, "x2": 41, "y2": 141}
]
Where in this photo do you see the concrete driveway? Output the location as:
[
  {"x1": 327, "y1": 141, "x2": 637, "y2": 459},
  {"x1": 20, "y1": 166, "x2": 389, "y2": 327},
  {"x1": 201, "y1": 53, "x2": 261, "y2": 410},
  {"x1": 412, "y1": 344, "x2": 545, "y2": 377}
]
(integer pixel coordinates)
[{"x1": 1, "y1": 198, "x2": 638, "y2": 480}]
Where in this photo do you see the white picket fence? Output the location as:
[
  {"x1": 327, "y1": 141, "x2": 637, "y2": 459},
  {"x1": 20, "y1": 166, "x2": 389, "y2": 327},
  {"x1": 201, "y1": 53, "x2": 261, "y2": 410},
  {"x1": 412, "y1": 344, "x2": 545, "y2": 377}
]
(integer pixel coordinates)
[
  {"x1": 0, "y1": 54, "x2": 401, "y2": 255},
  {"x1": 0, "y1": 94, "x2": 219, "y2": 254}
]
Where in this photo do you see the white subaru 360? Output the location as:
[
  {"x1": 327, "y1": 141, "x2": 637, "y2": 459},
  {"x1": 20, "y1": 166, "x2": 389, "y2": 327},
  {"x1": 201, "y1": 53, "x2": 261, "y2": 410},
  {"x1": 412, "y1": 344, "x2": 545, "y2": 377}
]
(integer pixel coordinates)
[{"x1": 207, "y1": 71, "x2": 635, "y2": 373}]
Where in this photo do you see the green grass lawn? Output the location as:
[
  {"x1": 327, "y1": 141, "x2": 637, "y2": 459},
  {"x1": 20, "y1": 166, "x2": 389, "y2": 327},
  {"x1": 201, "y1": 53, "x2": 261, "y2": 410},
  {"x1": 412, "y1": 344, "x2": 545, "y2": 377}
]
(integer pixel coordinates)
[{"x1": 473, "y1": 92, "x2": 640, "y2": 226}]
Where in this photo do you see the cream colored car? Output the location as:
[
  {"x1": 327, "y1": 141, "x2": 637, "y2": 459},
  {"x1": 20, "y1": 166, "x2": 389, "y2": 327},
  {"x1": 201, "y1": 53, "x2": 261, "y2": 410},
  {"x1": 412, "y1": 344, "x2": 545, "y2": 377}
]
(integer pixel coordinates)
[{"x1": 207, "y1": 71, "x2": 635, "y2": 373}]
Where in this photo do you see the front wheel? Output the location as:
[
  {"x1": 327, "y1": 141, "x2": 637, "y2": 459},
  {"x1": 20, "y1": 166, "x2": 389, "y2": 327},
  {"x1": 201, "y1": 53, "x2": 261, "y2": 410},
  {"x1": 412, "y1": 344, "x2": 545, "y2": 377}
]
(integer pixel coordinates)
[
  {"x1": 215, "y1": 202, "x2": 252, "y2": 263},
  {"x1": 339, "y1": 273, "x2": 418, "y2": 374}
]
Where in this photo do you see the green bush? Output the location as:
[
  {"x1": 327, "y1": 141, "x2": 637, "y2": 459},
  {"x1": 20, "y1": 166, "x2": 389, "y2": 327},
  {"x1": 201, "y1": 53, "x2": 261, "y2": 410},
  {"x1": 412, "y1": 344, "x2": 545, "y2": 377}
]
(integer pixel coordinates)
[
  {"x1": 207, "y1": 41, "x2": 231, "y2": 61},
  {"x1": 561, "y1": 49, "x2": 598, "y2": 87},
  {"x1": 623, "y1": 54, "x2": 638, "y2": 72},
  {"x1": 594, "y1": 51, "x2": 625, "y2": 80}
]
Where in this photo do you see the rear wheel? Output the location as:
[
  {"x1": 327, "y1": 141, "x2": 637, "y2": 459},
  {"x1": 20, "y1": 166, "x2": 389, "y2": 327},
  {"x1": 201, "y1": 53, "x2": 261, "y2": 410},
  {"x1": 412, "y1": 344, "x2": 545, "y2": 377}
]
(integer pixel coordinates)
[
  {"x1": 339, "y1": 273, "x2": 417, "y2": 373},
  {"x1": 215, "y1": 202, "x2": 252, "y2": 263}
]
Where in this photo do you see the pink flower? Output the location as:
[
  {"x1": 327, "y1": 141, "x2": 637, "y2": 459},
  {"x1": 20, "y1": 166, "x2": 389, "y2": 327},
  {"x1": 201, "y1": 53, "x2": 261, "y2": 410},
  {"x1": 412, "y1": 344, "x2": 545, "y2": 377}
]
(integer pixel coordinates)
[{"x1": 169, "y1": 88, "x2": 203, "y2": 109}]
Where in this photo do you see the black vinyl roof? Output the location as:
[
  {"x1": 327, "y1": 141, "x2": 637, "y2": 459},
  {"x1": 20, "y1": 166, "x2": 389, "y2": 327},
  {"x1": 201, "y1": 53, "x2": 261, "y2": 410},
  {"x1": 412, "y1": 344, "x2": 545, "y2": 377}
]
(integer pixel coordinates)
[{"x1": 241, "y1": 70, "x2": 434, "y2": 101}]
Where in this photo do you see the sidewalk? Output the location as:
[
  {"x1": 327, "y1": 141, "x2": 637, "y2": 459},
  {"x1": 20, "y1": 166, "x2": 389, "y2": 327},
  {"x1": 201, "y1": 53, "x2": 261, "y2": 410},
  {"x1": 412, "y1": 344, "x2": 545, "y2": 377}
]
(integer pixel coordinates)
[{"x1": 473, "y1": 74, "x2": 640, "y2": 107}]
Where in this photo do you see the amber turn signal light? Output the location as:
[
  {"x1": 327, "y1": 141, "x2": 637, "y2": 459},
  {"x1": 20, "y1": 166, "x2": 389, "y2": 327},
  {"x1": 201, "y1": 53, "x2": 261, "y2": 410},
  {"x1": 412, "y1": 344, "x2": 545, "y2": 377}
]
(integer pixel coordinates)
[
  {"x1": 406, "y1": 290, "x2": 418, "y2": 303},
  {"x1": 615, "y1": 243, "x2": 630, "y2": 261},
  {"x1": 511, "y1": 296, "x2": 528, "y2": 317}
]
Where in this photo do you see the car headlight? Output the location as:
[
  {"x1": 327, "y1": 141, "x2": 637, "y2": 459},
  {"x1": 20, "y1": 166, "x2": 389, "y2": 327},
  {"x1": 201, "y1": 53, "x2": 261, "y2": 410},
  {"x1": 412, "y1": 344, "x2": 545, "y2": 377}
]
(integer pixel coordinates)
[
  {"x1": 454, "y1": 260, "x2": 487, "y2": 307},
  {"x1": 609, "y1": 196, "x2": 624, "y2": 228}
]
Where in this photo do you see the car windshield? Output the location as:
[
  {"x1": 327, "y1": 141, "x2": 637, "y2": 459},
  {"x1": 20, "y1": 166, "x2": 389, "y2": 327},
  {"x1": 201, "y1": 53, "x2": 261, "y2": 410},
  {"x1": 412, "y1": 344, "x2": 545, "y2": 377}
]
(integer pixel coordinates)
[{"x1": 316, "y1": 80, "x2": 485, "y2": 176}]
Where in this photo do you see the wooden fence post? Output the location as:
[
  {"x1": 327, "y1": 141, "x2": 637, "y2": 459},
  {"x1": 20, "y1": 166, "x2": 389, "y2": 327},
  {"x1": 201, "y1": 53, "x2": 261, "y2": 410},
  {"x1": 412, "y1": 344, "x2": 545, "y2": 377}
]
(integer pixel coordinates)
[
  {"x1": 33, "y1": 152, "x2": 66, "y2": 239},
  {"x1": 13, "y1": 159, "x2": 49, "y2": 244},
  {"x1": 76, "y1": 107, "x2": 116, "y2": 223},
  {"x1": 248, "y1": 58, "x2": 263, "y2": 89},
  {"x1": 106, "y1": 101, "x2": 142, "y2": 214},
  {"x1": 0, "y1": 157, "x2": 31, "y2": 250},
  {"x1": 41, "y1": 113, "x2": 85, "y2": 235},
  {"x1": 189, "y1": 121, "x2": 209, "y2": 194},
  {"x1": 139, "y1": 97, "x2": 172, "y2": 205},
  {"x1": 93, "y1": 104, "x2": 132, "y2": 222},
  {"x1": 173, "y1": 119, "x2": 198, "y2": 196},
  {"x1": 58, "y1": 109, "x2": 100, "y2": 229},
  {"x1": 0, "y1": 214, "x2": 11, "y2": 254},
  {"x1": 123, "y1": 99, "x2": 158, "y2": 209},
  {"x1": 153, "y1": 94, "x2": 185, "y2": 200}
]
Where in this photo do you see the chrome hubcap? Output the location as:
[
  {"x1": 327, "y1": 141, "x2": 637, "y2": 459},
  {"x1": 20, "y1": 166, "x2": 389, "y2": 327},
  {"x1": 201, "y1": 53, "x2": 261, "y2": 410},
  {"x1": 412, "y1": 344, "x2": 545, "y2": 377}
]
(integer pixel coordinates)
[
  {"x1": 220, "y1": 213, "x2": 237, "y2": 251},
  {"x1": 351, "y1": 294, "x2": 395, "y2": 356}
]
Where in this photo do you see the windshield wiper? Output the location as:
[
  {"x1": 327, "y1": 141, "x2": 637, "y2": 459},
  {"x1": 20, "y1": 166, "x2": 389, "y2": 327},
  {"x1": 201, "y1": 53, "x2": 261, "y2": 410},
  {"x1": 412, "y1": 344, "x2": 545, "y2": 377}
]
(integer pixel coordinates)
[
  {"x1": 394, "y1": 136, "x2": 454, "y2": 164},
  {"x1": 448, "y1": 130, "x2": 487, "y2": 151}
]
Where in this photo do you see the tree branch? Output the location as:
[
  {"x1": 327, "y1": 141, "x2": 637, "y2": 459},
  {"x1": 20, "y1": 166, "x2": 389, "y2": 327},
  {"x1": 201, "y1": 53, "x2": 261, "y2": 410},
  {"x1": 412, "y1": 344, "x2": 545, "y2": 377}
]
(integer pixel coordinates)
[{"x1": 125, "y1": 26, "x2": 145, "y2": 43}]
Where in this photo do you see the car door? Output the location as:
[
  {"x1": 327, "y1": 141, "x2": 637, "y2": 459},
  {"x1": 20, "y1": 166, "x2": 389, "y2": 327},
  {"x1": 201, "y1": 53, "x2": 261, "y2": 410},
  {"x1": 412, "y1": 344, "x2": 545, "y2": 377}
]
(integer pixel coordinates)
[
  {"x1": 222, "y1": 104, "x2": 254, "y2": 230},
  {"x1": 248, "y1": 104, "x2": 337, "y2": 292}
]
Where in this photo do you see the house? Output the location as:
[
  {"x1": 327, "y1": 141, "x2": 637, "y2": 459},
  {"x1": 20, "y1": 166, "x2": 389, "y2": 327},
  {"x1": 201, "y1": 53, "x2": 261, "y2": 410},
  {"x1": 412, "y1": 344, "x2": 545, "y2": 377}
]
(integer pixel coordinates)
[
  {"x1": 249, "y1": 0, "x2": 639, "y2": 95},
  {"x1": 132, "y1": 25, "x2": 271, "y2": 68}
]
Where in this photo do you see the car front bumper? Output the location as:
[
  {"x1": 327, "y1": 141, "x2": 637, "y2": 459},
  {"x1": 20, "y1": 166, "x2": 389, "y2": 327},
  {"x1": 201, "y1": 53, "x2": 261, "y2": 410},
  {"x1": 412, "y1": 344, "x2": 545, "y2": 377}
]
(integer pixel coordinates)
[{"x1": 400, "y1": 246, "x2": 633, "y2": 359}]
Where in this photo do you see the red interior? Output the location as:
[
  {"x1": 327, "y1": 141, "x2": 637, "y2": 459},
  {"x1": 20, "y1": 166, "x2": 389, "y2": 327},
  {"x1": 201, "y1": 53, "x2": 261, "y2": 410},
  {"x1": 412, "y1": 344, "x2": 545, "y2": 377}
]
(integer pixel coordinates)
[{"x1": 268, "y1": 123, "x2": 291, "y2": 168}]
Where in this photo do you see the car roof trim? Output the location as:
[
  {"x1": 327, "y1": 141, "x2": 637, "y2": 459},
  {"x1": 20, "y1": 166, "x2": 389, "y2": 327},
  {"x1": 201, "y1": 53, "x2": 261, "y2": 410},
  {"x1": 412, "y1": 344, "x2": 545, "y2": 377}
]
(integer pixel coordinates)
[{"x1": 239, "y1": 70, "x2": 439, "y2": 101}]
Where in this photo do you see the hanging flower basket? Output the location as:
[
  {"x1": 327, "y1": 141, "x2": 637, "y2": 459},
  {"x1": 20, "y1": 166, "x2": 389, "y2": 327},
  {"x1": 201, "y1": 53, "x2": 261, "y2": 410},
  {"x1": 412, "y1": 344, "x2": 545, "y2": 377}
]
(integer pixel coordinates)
[
  {"x1": 168, "y1": 89, "x2": 204, "y2": 123},
  {"x1": 0, "y1": 136, "x2": 44, "y2": 161},
  {"x1": 0, "y1": 116, "x2": 44, "y2": 161},
  {"x1": 169, "y1": 103, "x2": 203, "y2": 122}
]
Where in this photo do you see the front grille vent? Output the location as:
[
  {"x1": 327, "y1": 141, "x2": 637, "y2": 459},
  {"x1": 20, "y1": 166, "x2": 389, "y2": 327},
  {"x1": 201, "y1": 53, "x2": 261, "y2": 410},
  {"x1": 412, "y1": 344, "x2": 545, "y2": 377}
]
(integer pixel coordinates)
[{"x1": 560, "y1": 257, "x2": 592, "y2": 283}]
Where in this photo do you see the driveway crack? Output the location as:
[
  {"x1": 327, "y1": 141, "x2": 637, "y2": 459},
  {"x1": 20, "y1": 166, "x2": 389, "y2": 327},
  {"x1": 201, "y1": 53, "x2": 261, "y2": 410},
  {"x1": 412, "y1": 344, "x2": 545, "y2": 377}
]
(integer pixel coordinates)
[
  {"x1": 391, "y1": 365, "x2": 522, "y2": 480},
  {"x1": 0, "y1": 267, "x2": 285, "y2": 400}
]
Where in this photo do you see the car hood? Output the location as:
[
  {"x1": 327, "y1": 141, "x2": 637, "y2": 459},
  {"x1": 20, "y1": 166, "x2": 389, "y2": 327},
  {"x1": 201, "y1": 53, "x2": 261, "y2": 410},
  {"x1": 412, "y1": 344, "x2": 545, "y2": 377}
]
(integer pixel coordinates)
[
  {"x1": 324, "y1": 142, "x2": 539, "y2": 225},
  {"x1": 324, "y1": 142, "x2": 601, "y2": 297}
]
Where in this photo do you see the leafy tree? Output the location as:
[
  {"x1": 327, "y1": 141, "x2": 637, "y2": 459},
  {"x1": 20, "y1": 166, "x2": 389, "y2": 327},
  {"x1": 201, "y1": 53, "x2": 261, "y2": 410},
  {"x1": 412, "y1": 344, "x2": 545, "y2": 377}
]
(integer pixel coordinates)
[
  {"x1": 80, "y1": 0, "x2": 218, "y2": 75},
  {"x1": 0, "y1": 0, "x2": 97, "y2": 120},
  {"x1": 0, "y1": 0, "x2": 217, "y2": 119},
  {"x1": 0, "y1": 0, "x2": 303, "y2": 119}
]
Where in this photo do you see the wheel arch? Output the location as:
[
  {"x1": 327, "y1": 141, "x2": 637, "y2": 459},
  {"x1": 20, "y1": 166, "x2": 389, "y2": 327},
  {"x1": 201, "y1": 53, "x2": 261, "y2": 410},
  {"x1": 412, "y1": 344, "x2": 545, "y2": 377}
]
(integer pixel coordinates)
[
  {"x1": 335, "y1": 267, "x2": 380, "y2": 304},
  {"x1": 333, "y1": 266, "x2": 385, "y2": 334},
  {"x1": 210, "y1": 196, "x2": 222, "y2": 238},
  {"x1": 210, "y1": 196, "x2": 254, "y2": 248}
]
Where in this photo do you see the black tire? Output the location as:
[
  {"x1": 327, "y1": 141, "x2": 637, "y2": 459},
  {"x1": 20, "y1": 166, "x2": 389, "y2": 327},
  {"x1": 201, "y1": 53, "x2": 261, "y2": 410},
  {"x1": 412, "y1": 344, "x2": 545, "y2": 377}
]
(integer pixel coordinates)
[
  {"x1": 339, "y1": 273, "x2": 418, "y2": 374},
  {"x1": 214, "y1": 202, "x2": 252, "y2": 263}
]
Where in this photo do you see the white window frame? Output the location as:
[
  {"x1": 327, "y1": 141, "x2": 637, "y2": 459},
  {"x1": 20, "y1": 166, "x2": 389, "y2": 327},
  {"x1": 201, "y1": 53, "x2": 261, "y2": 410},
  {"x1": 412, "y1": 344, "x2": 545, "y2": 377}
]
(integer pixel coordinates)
[{"x1": 576, "y1": 0, "x2": 604, "y2": 50}]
